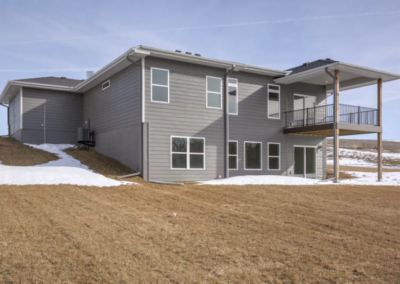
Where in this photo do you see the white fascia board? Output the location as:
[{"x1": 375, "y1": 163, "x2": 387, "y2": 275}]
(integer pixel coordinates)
[{"x1": 274, "y1": 62, "x2": 339, "y2": 84}]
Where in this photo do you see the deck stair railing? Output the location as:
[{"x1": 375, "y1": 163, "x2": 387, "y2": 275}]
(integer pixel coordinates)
[{"x1": 284, "y1": 104, "x2": 378, "y2": 128}]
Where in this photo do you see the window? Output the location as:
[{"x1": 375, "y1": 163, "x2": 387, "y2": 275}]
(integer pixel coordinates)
[
  {"x1": 228, "y1": 78, "x2": 238, "y2": 115},
  {"x1": 268, "y1": 84, "x2": 280, "y2": 119},
  {"x1": 229, "y1": 141, "x2": 238, "y2": 170},
  {"x1": 171, "y1": 137, "x2": 205, "y2": 169},
  {"x1": 244, "y1": 142, "x2": 262, "y2": 170},
  {"x1": 206, "y1": 76, "x2": 222, "y2": 109},
  {"x1": 268, "y1": 143, "x2": 280, "y2": 170},
  {"x1": 151, "y1": 68, "x2": 169, "y2": 103},
  {"x1": 102, "y1": 80, "x2": 110, "y2": 90}
]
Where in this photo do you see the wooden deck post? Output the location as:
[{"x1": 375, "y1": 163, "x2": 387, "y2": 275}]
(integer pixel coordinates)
[
  {"x1": 334, "y1": 70, "x2": 340, "y2": 182},
  {"x1": 377, "y1": 78, "x2": 383, "y2": 181}
]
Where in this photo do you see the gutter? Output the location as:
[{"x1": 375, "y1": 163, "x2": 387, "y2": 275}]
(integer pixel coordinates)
[
  {"x1": 225, "y1": 65, "x2": 236, "y2": 178},
  {"x1": 0, "y1": 103, "x2": 10, "y2": 136}
]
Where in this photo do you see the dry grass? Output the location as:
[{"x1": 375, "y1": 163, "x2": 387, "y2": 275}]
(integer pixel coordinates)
[
  {"x1": 64, "y1": 146, "x2": 133, "y2": 177},
  {"x1": 327, "y1": 139, "x2": 400, "y2": 153},
  {"x1": 0, "y1": 137, "x2": 58, "y2": 166},
  {"x1": 325, "y1": 170, "x2": 357, "y2": 180},
  {"x1": 0, "y1": 181, "x2": 399, "y2": 283}
]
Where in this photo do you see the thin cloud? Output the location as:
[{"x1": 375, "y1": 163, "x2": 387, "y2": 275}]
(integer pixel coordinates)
[{"x1": 1, "y1": 10, "x2": 400, "y2": 46}]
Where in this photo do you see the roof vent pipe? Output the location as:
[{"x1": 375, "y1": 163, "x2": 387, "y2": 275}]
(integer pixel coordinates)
[
  {"x1": 175, "y1": 50, "x2": 181, "y2": 53},
  {"x1": 86, "y1": 71, "x2": 94, "y2": 78},
  {"x1": 185, "y1": 52, "x2": 192, "y2": 55},
  {"x1": 195, "y1": 53, "x2": 201, "y2": 56}
]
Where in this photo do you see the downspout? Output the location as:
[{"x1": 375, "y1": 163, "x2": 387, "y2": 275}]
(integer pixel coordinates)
[
  {"x1": 121, "y1": 54, "x2": 144, "y2": 179},
  {"x1": 225, "y1": 65, "x2": 235, "y2": 178},
  {"x1": 325, "y1": 68, "x2": 338, "y2": 182},
  {"x1": 0, "y1": 103, "x2": 10, "y2": 137}
]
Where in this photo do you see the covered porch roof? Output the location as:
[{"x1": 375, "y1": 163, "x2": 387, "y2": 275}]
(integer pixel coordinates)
[{"x1": 274, "y1": 61, "x2": 400, "y2": 92}]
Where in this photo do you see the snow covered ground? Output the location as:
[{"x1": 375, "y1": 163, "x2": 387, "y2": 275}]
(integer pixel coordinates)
[
  {"x1": 327, "y1": 147, "x2": 400, "y2": 169},
  {"x1": 0, "y1": 144, "x2": 135, "y2": 187},
  {"x1": 202, "y1": 173, "x2": 400, "y2": 186}
]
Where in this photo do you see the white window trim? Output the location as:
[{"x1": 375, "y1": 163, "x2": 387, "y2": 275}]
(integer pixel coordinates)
[
  {"x1": 102, "y1": 80, "x2": 110, "y2": 90},
  {"x1": 171, "y1": 136, "x2": 206, "y2": 170},
  {"x1": 268, "y1": 84, "x2": 280, "y2": 119},
  {"x1": 244, "y1": 141, "x2": 262, "y2": 171},
  {"x1": 20, "y1": 87, "x2": 23, "y2": 129},
  {"x1": 206, "y1": 76, "x2": 222, "y2": 109},
  {"x1": 151, "y1": 67, "x2": 170, "y2": 104},
  {"x1": 228, "y1": 140, "x2": 238, "y2": 170},
  {"x1": 267, "y1": 142, "x2": 281, "y2": 171},
  {"x1": 228, "y1": 78, "x2": 238, "y2": 115}
]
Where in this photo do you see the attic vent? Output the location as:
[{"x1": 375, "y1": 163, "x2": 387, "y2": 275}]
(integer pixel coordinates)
[
  {"x1": 195, "y1": 53, "x2": 201, "y2": 56},
  {"x1": 185, "y1": 52, "x2": 192, "y2": 55},
  {"x1": 60, "y1": 77, "x2": 67, "y2": 79},
  {"x1": 175, "y1": 50, "x2": 181, "y2": 53},
  {"x1": 302, "y1": 62, "x2": 310, "y2": 66},
  {"x1": 326, "y1": 58, "x2": 333, "y2": 61},
  {"x1": 102, "y1": 80, "x2": 110, "y2": 90}
]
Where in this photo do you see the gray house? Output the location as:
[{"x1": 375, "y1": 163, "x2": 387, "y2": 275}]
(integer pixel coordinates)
[{"x1": 1, "y1": 46, "x2": 399, "y2": 182}]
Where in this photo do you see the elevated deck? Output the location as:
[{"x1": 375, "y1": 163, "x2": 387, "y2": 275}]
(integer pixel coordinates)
[{"x1": 283, "y1": 104, "x2": 381, "y2": 137}]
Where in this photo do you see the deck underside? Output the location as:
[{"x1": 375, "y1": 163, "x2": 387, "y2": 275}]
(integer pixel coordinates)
[{"x1": 284, "y1": 123, "x2": 382, "y2": 137}]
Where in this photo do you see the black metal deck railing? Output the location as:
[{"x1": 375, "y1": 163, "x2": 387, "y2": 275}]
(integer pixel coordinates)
[{"x1": 283, "y1": 104, "x2": 379, "y2": 128}]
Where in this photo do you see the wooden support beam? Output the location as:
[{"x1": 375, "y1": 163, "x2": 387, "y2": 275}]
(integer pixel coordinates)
[
  {"x1": 334, "y1": 70, "x2": 340, "y2": 182},
  {"x1": 377, "y1": 78, "x2": 383, "y2": 181}
]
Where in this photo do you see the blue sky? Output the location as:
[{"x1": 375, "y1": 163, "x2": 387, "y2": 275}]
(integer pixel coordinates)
[{"x1": 1, "y1": 0, "x2": 400, "y2": 139}]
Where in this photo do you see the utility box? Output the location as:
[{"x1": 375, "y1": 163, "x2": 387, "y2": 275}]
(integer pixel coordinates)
[{"x1": 77, "y1": 128, "x2": 90, "y2": 142}]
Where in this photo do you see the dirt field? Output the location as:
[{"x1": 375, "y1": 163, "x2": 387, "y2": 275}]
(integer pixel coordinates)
[
  {"x1": 64, "y1": 146, "x2": 133, "y2": 177},
  {"x1": 0, "y1": 137, "x2": 58, "y2": 166},
  {"x1": 1, "y1": 182, "x2": 399, "y2": 283},
  {"x1": 327, "y1": 139, "x2": 400, "y2": 153},
  {"x1": 326, "y1": 165, "x2": 400, "y2": 173}
]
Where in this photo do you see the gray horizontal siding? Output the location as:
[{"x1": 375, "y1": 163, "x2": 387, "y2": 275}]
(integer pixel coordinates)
[
  {"x1": 145, "y1": 56, "x2": 226, "y2": 181},
  {"x1": 9, "y1": 90, "x2": 21, "y2": 135},
  {"x1": 83, "y1": 64, "x2": 141, "y2": 171},
  {"x1": 22, "y1": 88, "x2": 83, "y2": 144}
]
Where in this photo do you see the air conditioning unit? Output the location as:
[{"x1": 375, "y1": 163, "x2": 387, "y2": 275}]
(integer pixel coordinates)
[{"x1": 77, "y1": 128, "x2": 90, "y2": 142}]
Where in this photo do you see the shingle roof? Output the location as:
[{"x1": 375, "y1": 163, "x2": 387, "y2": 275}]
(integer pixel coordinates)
[
  {"x1": 286, "y1": 59, "x2": 337, "y2": 75},
  {"x1": 15, "y1": 76, "x2": 83, "y2": 87}
]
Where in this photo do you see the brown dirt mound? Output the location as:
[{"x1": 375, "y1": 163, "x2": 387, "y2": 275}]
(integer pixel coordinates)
[
  {"x1": 327, "y1": 164, "x2": 400, "y2": 173},
  {"x1": 64, "y1": 146, "x2": 133, "y2": 177},
  {"x1": 0, "y1": 137, "x2": 58, "y2": 166},
  {"x1": 327, "y1": 139, "x2": 400, "y2": 153}
]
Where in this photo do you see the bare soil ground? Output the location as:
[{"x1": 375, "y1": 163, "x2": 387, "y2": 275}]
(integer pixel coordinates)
[
  {"x1": 0, "y1": 137, "x2": 58, "y2": 166},
  {"x1": 327, "y1": 139, "x2": 400, "y2": 153},
  {"x1": 1, "y1": 181, "x2": 399, "y2": 283},
  {"x1": 64, "y1": 146, "x2": 134, "y2": 178}
]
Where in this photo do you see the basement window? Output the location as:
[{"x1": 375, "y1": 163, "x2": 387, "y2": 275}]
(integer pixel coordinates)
[
  {"x1": 229, "y1": 141, "x2": 238, "y2": 170},
  {"x1": 244, "y1": 141, "x2": 262, "y2": 170},
  {"x1": 151, "y1": 68, "x2": 169, "y2": 103},
  {"x1": 102, "y1": 80, "x2": 110, "y2": 90},
  {"x1": 268, "y1": 143, "x2": 280, "y2": 171},
  {"x1": 268, "y1": 84, "x2": 280, "y2": 119},
  {"x1": 171, "y1": 136, "x2": 205, "y2": 170}
]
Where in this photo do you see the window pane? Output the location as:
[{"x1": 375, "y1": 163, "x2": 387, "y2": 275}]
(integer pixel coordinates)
[
  {"x1": 229, "y1": 86, "x2": 237, "y2": 114},
  {"x1": 190, "y1": 154, "x2": 204, "y2": 169},
  {"x1": 207, "y1": 92, "x2": 221, "y2": 108},
  {"x1": 294, "y1": 147, "x2": 304, "y2": 175},
  {"x1": 172, "y1": 137, "x2": 187, "y2": 152},
  {"x1": 245, "y1": 143, "x2": 261, "y2": 169},
  {"x1": 229, "y1": 142, "x2": 237, "y2": 155},
  {"x1": 190, "y1": 139, "x2": 204, "y2": 153},
  {"x1": 269, "y1": 157, "x2": 279, "y2": 170},
  {"x1": 207, "y1": 77, "x2": 221, "y2": 93},
  {"x1": 172, "y1": 154, "x2": 187, "y2": 168},
  {"x1": 269, "y1": 144, "x2": 279, "y2": 156},
  {"x1": 228, "y1": 78, "x2": 237, "y2": 84},
  {"x1": 269, "y1": 85, "x2": 279, "y2": 91},
  {"x1": 229, "y1": 156, "x2": 237, "y2": 169},
  {"x1": 152, "y1": 86, "x2": 168, "y2": 102},
  {"x1": 152, "y1": 69, "x2": 168, "y2": 86},
  {"x1": 306, "y1": 148, "x2": 316, "y2": 174},
  {"x1": 268, "y1": 92, "x2": 280, "y2": 118}
]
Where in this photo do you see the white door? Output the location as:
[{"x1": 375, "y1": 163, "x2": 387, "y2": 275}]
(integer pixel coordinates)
[
  {"x1": 294, "y1": 146, "x2": 317, "y2": 179},
  {"x1": 293, "y1": 95, "x2": 316, "y2": 126}
]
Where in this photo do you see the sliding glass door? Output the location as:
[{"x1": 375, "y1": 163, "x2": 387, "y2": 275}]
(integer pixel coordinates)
[{"x1": 294, "y1": 146, "x2": 316, "y2": 178}]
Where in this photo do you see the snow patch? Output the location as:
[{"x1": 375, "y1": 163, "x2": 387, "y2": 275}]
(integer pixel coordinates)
[
  {"x1": 202, "y1": 175, "x2": 319, "y2": 185},
  {"x1": 0, "y1": 144, "x2": 135, "y2": 187}
]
